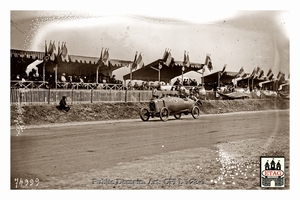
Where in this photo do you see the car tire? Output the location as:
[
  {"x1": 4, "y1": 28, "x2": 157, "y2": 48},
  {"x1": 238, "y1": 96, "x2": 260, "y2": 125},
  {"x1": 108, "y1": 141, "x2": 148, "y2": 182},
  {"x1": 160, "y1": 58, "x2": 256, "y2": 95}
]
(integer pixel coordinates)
[
  {"x1": 160, "y1": 107, "x2": 169, "y2": 122},
  {"x1": 139, "y1": 107, "x2": 150, "y2": 121},
  {"x1": 191, "y1": 106, "x2": 200, "y2": 119}
]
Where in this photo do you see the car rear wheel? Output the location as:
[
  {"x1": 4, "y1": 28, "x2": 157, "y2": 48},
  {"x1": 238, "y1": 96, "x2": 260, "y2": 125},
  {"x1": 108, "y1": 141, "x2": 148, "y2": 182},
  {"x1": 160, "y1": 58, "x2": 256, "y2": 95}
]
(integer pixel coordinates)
[
  {"x1": 160, "y1": 107, "x2": 169, "y2": 122},
  {"x1": 139, "y1": 107, "x2": 150, "y2": 121},
  {"x1": 191, "y1": 106, "x2": 200, "y2": 119}
]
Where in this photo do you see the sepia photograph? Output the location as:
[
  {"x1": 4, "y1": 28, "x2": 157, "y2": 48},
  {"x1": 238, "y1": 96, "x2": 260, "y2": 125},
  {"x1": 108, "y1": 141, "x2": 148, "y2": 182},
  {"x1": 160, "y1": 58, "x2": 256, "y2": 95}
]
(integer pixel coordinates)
[{"x1": 5, "y1": 1, "x2": 297, "y2": 198}]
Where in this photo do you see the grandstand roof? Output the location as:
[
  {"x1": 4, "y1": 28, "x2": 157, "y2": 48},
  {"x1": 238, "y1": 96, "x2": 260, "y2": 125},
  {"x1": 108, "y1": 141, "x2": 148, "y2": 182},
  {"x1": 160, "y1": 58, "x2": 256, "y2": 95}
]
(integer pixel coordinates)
[
  {"x1": 123, "y1": 59, "x2": 204, "y2": 83},
  {"x1": 10, "y1": 49, "x2": 133, "y2": 73}
]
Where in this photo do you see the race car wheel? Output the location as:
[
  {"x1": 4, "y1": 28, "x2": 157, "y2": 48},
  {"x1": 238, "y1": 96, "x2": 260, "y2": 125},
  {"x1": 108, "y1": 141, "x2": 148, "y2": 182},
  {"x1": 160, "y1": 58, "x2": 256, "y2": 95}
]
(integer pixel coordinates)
[
  {"x1": 139, "y1": 107, "x2": 150, "y2": 121},
  {"x1": 191, "y1": 106, "x2": 200, "y2": 119},
  {"x1": 174, "y1": 113, "x2": 181, "y2": 119},
  {"x1": 160, "y1": 107, "x2": 169, "y2": 122}
]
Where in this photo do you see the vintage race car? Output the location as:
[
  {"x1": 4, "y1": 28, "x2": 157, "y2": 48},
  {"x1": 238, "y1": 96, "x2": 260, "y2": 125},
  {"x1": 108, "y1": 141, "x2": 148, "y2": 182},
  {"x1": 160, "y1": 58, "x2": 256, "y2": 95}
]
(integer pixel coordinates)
[{"x1": 139, "y1": 95, "x2": 202, "y2": 122}]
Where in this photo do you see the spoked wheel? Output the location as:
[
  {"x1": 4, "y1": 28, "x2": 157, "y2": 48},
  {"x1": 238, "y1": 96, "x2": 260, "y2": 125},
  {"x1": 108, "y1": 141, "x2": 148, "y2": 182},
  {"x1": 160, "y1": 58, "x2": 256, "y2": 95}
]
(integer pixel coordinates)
[
  {"x1": 174, "y1": 113, "x2": 182, "y2": 119},
  {"x1": 159, "y1": 107, "x2": 169, "y2": 122},
  {"x1": 191, "y1": 106, "x2": 200, "y2": 119},
  {"x1": 139, "y1": 107, "x2": 150, "y2": 121}
]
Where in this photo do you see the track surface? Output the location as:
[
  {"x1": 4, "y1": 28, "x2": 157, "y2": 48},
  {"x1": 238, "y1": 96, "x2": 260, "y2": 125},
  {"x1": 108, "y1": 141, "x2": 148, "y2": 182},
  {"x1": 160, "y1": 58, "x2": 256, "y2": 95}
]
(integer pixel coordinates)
[{"x1": 11, "y1": 110, "x2": 289, "y2": 188}]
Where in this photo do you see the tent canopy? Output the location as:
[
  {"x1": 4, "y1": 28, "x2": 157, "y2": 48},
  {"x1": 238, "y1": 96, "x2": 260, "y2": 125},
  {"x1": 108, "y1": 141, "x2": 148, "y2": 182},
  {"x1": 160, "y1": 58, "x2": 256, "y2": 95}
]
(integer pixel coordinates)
[
  {"x1": 123, "y1": 59, "x2": 204, "y2": 83},
  {"x1": 203, "y1": 71, "x2": 239, "y2": 84}
]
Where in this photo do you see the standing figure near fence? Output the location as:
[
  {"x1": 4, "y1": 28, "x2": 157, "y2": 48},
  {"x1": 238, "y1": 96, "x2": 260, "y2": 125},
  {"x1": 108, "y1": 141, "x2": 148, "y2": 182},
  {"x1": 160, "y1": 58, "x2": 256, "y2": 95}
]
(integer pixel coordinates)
[{"x1": 59, "y1": 96, "x2": 70, "y2": 112}]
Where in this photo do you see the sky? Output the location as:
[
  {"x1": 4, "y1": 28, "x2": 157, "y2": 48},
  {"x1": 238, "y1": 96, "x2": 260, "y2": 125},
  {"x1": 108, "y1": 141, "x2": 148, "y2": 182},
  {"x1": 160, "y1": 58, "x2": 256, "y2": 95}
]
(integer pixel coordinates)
[{"x1": 9, "y1": 8, "x2": 290, "y2": 81}]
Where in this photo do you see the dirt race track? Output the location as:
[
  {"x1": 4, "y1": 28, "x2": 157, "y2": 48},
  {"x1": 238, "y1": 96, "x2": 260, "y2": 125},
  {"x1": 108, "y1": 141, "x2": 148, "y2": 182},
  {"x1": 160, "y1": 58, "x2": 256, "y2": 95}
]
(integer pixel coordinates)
[{"x1": 11, "y1": 110, "x2": 289, "y2": 189}]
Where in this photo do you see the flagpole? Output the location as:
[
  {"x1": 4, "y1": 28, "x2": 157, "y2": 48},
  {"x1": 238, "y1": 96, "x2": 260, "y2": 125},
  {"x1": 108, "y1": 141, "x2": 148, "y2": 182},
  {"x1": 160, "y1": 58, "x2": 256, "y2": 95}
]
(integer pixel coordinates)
[
  {"x1": 55, "y1": 64, "x2": 57, "y2": 89},
  {"x1": 96, "y1": 66, "x2": 99, "y2": 84},
  {"x1": 43, "y1": 62, "x2": 46, "y2": 83},
  {"x1": 130, "y1": 66, "x2": 132, "y2": 81},
  {"x1": 218, "y1": 71, "x2": 220, "y2": 88},
  {"x1": 159, "y1": 69, "x2": 160, "y2": 83}
]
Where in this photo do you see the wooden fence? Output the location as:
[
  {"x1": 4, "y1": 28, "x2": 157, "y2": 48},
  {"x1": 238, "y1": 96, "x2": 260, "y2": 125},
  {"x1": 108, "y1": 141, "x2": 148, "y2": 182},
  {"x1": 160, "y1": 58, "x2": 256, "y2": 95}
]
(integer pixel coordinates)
[{"x1": 10, "y1": 88, "x2": 279, "y2": 105}]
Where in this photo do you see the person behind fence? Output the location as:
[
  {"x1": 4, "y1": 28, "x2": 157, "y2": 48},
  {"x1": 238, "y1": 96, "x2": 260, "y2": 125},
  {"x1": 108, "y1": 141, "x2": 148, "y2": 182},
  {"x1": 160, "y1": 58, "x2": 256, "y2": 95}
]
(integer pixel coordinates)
[{"x1": 59, "y1": 96, "x2": 70, "y2": 112}]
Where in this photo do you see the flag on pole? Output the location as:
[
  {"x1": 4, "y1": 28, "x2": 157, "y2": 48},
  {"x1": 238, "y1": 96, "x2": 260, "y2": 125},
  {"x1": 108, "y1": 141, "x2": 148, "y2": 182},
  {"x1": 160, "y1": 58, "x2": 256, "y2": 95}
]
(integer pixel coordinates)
[
  {"x1": 131, "y1": 51, "x2": 138, "y2": 70},
  {"x1": 44, "y1": 40, "x2": 50, "y2": 62},
  {"x1": 50, "y1": 41, "x2": 56, "y2": 61},
  {"x1": 53, "y1": 41, "x2": 63, "y2": 65},
  {"x1": 266, "y1": 69, "x2": 274, "y2": 80},
  {"x1": 249, "y1": 67, "x2": 257, "y2": 79},
  {"x1": 221, "y1": 64, "x2": 227, "y2": 76},
  {"x1": 205, "y1": 54, "x2": 213, "y2": 71},
  {"x1": 235, "y1": 67, "x2": 245, "y2": 78},
  {"x1": 102, "y1": 48, "x2": 110, "y2": 66},
  {"x1": 45, "y1": 40, "x2": 48, "y2": 56},
  {"x1": 183, "y1": 51, "x2": 190, "y2": 67},
  {"x1": 277, "y1": 71, "x2": 285, "y2": 82},
  {"x1": 48, "y1": 40, "x2": 53, "y2": 56},
  {"x1": 202, "y1": 66, "x2": 205, "y2": 74},
  {"x1": 136, "y1": 52, "x2": 144, "y2": 69},
  {"x1": 254, "y1": 67, "x2": 262, "y2": 79},
  {"x1": 162, "y1": 48, "x2": 169, "y2": 61},
  {"x1": 97, "y1": 48, "x2": 104, "y2": 66},
  {"x1": 61, "y1": 42, "x2": 69, "y2": 62},
  {"x1": 165, "y1": 49, "x2": 172, "y2": 67},
  {"x1": 258, "y1": 68, "x2": 264, "y2": 79}
]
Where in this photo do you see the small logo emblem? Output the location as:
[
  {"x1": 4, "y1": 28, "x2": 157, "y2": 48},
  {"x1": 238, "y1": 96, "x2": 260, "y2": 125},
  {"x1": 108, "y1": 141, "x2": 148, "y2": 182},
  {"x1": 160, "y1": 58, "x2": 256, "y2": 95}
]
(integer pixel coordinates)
[{"x1": 260, "y1": 156, "x2": 285, "y2": 188}]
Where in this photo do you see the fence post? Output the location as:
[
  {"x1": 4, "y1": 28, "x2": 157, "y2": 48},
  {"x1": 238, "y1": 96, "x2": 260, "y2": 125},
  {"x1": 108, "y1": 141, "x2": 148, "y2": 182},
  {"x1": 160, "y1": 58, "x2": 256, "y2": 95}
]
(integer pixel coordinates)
[
  {"x1": 19, "y1": 90, "x2": 22, "y2": 105},
  {"x1": 31, "y1": 89, "x2": 33, "y2": 105},
  {"x1": 125, "y1": 90, "x2": 127, "y2": 102},
  {"x1": 91, "y1": 89, "x2": 93, "y2": 103},
  {"x1": 71, "y1": 88, "x2": 74, "y2": 105},
  {"x1": 139, "y1": 92, "x2": 141, "y2": 102},
  {"x1": 48, "y1": 88, "x2": 50, "y2": 104}
]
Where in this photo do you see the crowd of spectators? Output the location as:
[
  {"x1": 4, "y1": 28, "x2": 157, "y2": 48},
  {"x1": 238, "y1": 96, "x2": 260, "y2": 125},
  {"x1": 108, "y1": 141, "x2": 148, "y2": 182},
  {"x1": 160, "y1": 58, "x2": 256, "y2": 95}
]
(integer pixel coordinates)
[{"x1": 11, "y1": 70, "x2": 124, "y2": 89}]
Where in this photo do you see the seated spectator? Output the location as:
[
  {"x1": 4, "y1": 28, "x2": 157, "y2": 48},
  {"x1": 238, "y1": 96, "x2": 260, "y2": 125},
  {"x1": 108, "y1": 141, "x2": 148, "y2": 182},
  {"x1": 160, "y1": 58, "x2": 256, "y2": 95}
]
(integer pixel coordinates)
[
  {"x1": 134, "y1": 82, "x2": 139, "y2": 90},
  {"x1": 59, "y1": 96, "x2": 70, "y2": 112},
  {"x1": 110, "y1": 75, "x2": 116, "y2": 83},
  {"x1": 61, "y1": 73, "x2": 67, "y2": 82},
  {"x1": 127, "y1": 81, "x2": 133, "y2": 90},
  {"x1": 173, "y1": 78, "x2": 180, "y2": 86}
]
